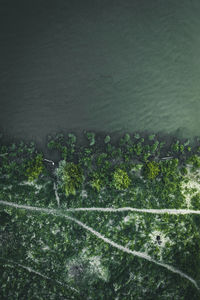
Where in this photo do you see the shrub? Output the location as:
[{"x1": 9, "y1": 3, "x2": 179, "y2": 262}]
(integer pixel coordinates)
[
  {"x1": 104, "y1": 135, "x2": 111, "y2": 144},
  {"x1": 120, "y1": 133, "x2": 131, "y2": 146},
  {"x1": 25, "y1": 154, "x2": 44, "y2": 182},
  {"x1": 90, "y1": 173, "x2": 103, "y2": 192},
  {"x1": 61, "y1": 146, "x2": 68, "y2": 160},
  {"x1": 123, "y1": 133, "x2": 130, "y2": 143},
  {"x1": 91, "y1": 178, "x2": 102, "y2": 192},
  {"x1": 191, "y1": 193, "x2": 200, "y2": 209},
  {"x1": 148, "y1": 134, "x2": 155, "y2": 141},
  {"x1": 180, "y1": 144, "x2": 184, "y2": 154},
  {"x1": 85, "y1": 132, "x2": 95, "y2": 146},
  {"x1": 133, "y1": 142, "x2": 143, "y2": 156},
  {"x1": 151, "y1": 141, "x2": 159, "y2": 153},
  {"x1": 143, "y1": 161, "x2": 160, "y2": 180},
  {"x1": 171, "y1": 141, "x2": 179, "y2": 153},
  {"x1": 180, "y1": 167, "x2": 188, "y2": 176},
  {"x1": 187, "y1": 155, "x2": 200, "y2": 168},
  {"x1": 112, "y1": 168, "x2": 131, "y2": 190},
  {"x1": 134, "y1": 133, "x2": 140, "y2": 139},
  {"x1": 90, "y1": 172, "x2": 106, "y2": 192},
  {"x1": 68, "y1": 133, "x2": 77, "y2": 144},
  {"x1": 143, "y1": 152, "x2": 151, "y2": 162},
  {"x1": 56, "y1": 161, "x2": 84, "y2": 196},
  {"x1": 96, "y1": 153, "x2": 108, "y2": 166}
]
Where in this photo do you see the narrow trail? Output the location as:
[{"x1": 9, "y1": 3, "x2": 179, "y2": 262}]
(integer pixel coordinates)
[
  {"x1": 0, "y1": 258, "x2": 79, "y2": 293},
  {"x1": 0, "y1": 200, "x2": 199, "y2": 290},
  {"x1": 64, "y1": 207, "x2": 200, "y2": 215},
  {"x1": 1, "y1": 200, "x2": 200, "y2": 215}
]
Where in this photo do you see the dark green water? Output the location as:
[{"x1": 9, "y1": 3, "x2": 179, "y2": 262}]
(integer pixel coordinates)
[{"x1": 0, "y1": 0, "x2": 200, "y2": 145}]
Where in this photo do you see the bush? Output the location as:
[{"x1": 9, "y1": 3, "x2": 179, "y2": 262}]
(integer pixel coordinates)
[
  {"x1": 96, "y1": 153, "x2": 108, "y2": 166},
  {"x1": 104, "y1": 135, "x2": 111, "y2": 144},
  {"x1": 187, "y1": 155, "x2": 200, "y2": 168},
  {"x1": 180, "y1": 144, "x2": 184, "y2": 154},
  {"x1": 61, "y1": 146, "x2": 68, "y2": 160},
  {"x1": 85, "y1": 132, "x2": 95, "y2": 146},
  {"x1": 151, "y1": 141, "x2": 159, "y2": 153},
  {"x1": 134, "y1": 133, "x2": 140, "y2": 139},
  {"x1": 123, "y1": 133, "x2": 130, "y2": 143},
  {"x1": 112, "y1": 168, "x2": 131, "y2": 190},
  {"x1": 148, "y1": 134, "x2": 155, "y2": 141},
  {"x1": 56, "y1": 161, "x2": 84, "y2": 196},
  {"x1": 133, "y1": 142, "x2": 143, "y2": 156},
  {"x1": 180, "y1": 167, "x2": 188, "y2": 176},
  {"x1": 143, "y1": 161, "x2": 160, "y2": 180},
  {"x1": 25, "y1": 154, "x2": 44, "y2": 182},
  {"x1": 68, "y1": 133, "x2": 77, "y2": 144},
  {"x1": 90, "y1": 173, "x2": 103, "y2": 192},
  {"x1": 171, "y1": 141, "x2": 180, "y2": 153}
]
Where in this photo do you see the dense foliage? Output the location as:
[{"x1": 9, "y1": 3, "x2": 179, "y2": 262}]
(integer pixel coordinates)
[
  {"x1": 56, "y1": 161, "x2": 84, "y2": 196},
  {"x1": 143, "y1": 161, "x2": 160, "y2": 180},
  {"x1": 1, "y1": 131, "x2": 200, "y2": 299},
  {"x1": 25, "y1": 154, "x2": 44, "y2": 182},
  {"x1": 112, "y1": 168, "x2": 131, "y2": 190}
]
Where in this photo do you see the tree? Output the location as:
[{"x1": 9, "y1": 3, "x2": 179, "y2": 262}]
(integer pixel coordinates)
[
  {"x1": 143, "y1": 161, "x2": 160, "y2": 180},
  {"x1": 56, "y1": 161, "x2": 84, "y2": 196},
  {"x1": 112, "y1": 168, "x2": 131, "y2": 190},
  {"x1": 90, "y1": 172, "x2": 103, "y2": 192},
  {"x1": 104, "y1": 135, "x2": 111, "y2": 144},
  {"x1": 85, "y1": 131, "x2": 95, "y2": 146},
  {"x1": 25, "y1": 154, "x2": 44, "y2": 182},
  {"x1": 187, "y1": 155, "x2": 200, "y2": 168}
]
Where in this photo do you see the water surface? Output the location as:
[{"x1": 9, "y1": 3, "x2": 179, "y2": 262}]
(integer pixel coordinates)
[{"x1": 0, "y1": 0, "x2": 200, "y2": 145}]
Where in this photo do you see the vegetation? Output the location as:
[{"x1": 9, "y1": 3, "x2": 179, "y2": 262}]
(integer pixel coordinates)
[
  {"x1": 187, "y1": 154, "x2": 200, "y2": 169},
  {"x1": 112, "y1": 168, "x2": 131, "y2": 190},
  {"x1": 143, "y1": 161, "x2": 160, "y2": 180},
  {"x1": 25, "y1": 154, "x2": 44, "y2": 182},
  {"x1": 90, "y1": 172, "x2": 103, "y2": 192},
  {"x1": 85, "y1": 131, "x2": 95, "y2": 146},
  {"x1": 56, "y1": 161, "x2": 84, "y2": 196},
  {"x1": 1, "y1": 131, "x2": 200, "y2": 299},
  {"x1": 104, "y1": 135, "x2": 111, "y2": 144}
]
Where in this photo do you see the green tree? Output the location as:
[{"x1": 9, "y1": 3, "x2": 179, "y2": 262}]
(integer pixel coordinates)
[
  {"x1": 187, "y1": 155, "x2": 200, "y2": 168},
  {"x1": 133, "y1": 142, "x2": 143, "y2": 156},
  {"x1": 85, "y1": 131, "x2": 95, "y2": 146},
  {"x1": 104, "y1": 135, "x2": 111, "y2": 144},
  {"x1": 25, "y1": 154, "x2": 44, "y2": 182},
  {"x1": 171, "y1": 141, "x2": 180, "y2": 152},
  {"x1": 56, "y1": 161, "x2": 84, "y2": 196},
  {"x1": 112, "y1": 168, "x2": 131, "y2": 190},
  {"x1": 90, "y1": 172, "x2": 103, "y2": 192},
  {"x1": 143, "y1": 161, "x2": 160, "y2": 180}
]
